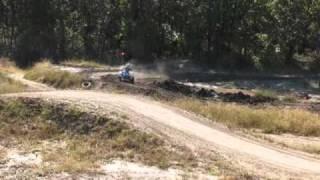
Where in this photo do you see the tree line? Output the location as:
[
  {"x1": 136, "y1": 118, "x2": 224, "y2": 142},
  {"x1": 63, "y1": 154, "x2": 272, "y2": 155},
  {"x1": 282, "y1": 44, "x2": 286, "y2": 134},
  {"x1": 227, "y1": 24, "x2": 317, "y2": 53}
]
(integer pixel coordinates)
[{"x1": 1, "y1": 0, "x2": 320, "y2": 69}]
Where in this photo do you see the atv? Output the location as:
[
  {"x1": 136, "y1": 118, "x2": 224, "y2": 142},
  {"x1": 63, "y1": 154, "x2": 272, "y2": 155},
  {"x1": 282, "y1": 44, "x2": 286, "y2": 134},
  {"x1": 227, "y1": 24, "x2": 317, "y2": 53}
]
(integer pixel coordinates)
[{"x1": 118, "y1": 67, "x2": 135, "y2": 84}]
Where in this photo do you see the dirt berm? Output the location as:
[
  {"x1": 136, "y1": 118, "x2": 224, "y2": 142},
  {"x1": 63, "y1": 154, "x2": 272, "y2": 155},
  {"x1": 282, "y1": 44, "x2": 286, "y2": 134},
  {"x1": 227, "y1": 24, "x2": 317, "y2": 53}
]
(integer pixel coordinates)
[
  {"x1": 100, "y1": 75, "x2": 276, "y2": 105},
  {"x1": 4, "y1": 91, "x2": 320, "y2": 179}
]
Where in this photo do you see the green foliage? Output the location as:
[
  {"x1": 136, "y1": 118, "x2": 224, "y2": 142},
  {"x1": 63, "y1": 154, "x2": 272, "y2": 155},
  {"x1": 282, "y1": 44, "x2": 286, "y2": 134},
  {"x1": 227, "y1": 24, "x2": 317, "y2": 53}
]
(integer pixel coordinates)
[
  {"x1": 270, "y1": 0, "x2": 320, "y2": 65},
  {"x1": 255, "y1": 89, "x2": 278, "y2": 100},
  {"x1": 1, "y1": 0, "x2": 320, "y2": 69},
  {"x1": 282, "y1": 96, "x2": 297, "y2": 103},
  {"x1": 308, "y1": 52, "x2": 320, "y2": 72}
]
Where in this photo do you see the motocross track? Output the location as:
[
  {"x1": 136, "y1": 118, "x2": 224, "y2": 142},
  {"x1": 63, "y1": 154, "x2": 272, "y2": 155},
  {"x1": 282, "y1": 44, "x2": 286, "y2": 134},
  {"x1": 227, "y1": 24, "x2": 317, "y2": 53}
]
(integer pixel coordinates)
[
  {"x1": 7, "y1": 73, "x2": 54, "y2": 91},
  {"x1": 3, "y1": 90, "x2": 320, "y2": 179}
]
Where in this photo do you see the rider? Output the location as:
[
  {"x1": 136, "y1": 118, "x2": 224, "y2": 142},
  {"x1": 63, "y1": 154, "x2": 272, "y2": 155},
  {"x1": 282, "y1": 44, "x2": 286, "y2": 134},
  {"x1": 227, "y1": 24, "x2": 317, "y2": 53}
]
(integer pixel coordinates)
[{"x1": 122, "y1": 64, "x2": 132, "y2": 76}]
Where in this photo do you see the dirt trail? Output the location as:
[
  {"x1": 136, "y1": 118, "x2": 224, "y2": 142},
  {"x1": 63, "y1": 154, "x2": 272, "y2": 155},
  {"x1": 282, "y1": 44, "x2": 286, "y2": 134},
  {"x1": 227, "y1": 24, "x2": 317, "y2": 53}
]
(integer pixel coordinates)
[
  {"x1": 3, "y1": 90, "x2": 320, "y2": 178},
  {"x1": 8, "y1": 73, "x2": 54, "y2": 91}
]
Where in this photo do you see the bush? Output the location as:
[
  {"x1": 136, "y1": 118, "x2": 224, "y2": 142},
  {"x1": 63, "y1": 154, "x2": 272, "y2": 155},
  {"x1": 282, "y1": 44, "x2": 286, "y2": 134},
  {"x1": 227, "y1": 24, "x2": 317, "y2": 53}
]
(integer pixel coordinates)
[
  {"x1": 24, "y1": 61, "x2": 84, "y2": 89},
  {"x1": 0, "y1": 73, "x2": 25, "y2": 94},
  {"x1": 62, "y1": 59, "x2": 104, "y2": 68},
  {"x1": 0, "y1": 58, "x2": 21, "y2": 73},
  {"x1": 255, "y1": 90, "x2": 278, "y2": 100},
  {"x1": 309, "y1": 52, "x2": 320, "y2": 72},
  {"x1": 282, "y1": 96, "x2": 297, "y2": 103}
]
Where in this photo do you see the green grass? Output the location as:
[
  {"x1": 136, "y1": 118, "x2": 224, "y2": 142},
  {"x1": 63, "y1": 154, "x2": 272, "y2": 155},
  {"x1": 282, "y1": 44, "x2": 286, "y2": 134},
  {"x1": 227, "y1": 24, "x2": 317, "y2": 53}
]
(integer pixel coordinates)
[
  {"x1": 24, "y1": 61, "x2": 84, "y2": 89},
  {"x1": 174, "y1": 98, "x2": 320, "y2": 136},
  {"x1": 282, "y1": 95, "x2": 298, "y2": 103},
  {"x1": 254, "y1": 89, "x2": 278, "y2": 100},
  {"x1": 0, "y1": 73, "x2": 25, "y2": 94},
  {"x1": 62, "y1": 59, "x2": 105, "y2": 68},
  {"x1": 0, "y1": 98, "x2": 196, "y2": 173}
]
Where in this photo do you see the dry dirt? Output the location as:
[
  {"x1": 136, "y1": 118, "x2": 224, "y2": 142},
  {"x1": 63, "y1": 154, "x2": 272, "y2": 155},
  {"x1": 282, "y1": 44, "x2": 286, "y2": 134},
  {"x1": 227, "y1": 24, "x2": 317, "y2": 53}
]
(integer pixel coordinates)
[
  {"x1": 2, "y1": 90, "x2": 320, "y2": 179},
  {"x1": 3, "y1": 70, "x2": 320, "y2": 179},
  {"x1": 7, "y1": 73, "x2": 54, "y2": 92},
  {"x1": 0, "y1": 143, "x2": 212, "y2": 180}
]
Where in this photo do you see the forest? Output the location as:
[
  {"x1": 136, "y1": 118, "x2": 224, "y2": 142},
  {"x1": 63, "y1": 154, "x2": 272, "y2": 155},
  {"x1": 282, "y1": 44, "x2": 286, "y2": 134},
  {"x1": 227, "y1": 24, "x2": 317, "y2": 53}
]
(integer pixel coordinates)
[{"x1": 1, "y1": 0, "x2": 320, "y2": 70}]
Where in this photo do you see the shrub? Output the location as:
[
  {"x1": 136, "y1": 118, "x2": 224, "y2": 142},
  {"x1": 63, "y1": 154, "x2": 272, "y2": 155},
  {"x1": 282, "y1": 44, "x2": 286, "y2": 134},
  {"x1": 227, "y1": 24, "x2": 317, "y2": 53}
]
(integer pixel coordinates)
[
  {"x1": 255, "y1": 90, "x2": 278, "y2": 100},
  {"x1": 62, "y1": 59, "x2": 104, "y2": 68},
  {"x1": 0, "y1": 73, "x2": 25, "y2": 94},
  {"x1": 0, "y1": 57, "x2": 21, "y2": 73},
  {"x1": 282, "y1": 96, "x2": 297, "y2": 103},
  {"x1": 24, "y1": 61, "x2": 84, "y2": 89}
]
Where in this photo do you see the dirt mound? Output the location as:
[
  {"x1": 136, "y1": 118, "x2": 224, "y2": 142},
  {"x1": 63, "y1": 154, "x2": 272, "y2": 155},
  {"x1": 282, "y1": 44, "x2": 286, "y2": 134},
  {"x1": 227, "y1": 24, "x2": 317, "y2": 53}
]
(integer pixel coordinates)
[
  {"x1": 3, "y1": 97, "x2": 110, "y2": 135},
  {"x1": 219, "y1": 92, "x2": 276, "y2": 105},
  {"x1": 156, "y1": 80, "x2": 276, "y2": 104},
  {"x1": 7, "y1": 91, "x2": 320, "y2": 177},
  {"x1": 156, "y1": 80, "x2": 217, "y2": 98},
  {"x1": 99, "y1": 77, "x2": 275, "y2": 104},
  {"x1": 101, "y1": 74, "x2": 119, "y2": 82},
  {"x1": 100, "y1": 75, "x2": 177, "y2": 100}
]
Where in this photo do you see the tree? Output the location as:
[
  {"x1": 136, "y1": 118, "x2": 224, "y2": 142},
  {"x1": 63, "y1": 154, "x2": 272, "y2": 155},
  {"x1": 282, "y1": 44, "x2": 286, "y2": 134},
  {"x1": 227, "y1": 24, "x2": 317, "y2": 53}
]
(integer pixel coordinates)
[
  {"x1": 272, "y1": 0, "x2": 319, "y2": 65},
  {"x1": 0, "y1": 0, "x2": 320, "y2": 69}
]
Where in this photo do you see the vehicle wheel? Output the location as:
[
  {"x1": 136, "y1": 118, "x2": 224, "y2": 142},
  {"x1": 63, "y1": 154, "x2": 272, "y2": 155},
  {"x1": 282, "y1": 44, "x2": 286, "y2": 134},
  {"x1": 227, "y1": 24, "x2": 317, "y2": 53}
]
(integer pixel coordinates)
[{"x1": 82, "y1": 80, "x2": 93, "y2": 89}]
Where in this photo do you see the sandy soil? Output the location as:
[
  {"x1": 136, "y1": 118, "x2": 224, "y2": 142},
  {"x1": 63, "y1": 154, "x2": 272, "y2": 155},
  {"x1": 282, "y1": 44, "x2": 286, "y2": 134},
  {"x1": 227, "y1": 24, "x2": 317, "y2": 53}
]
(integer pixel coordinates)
[
  {"x1": 2, "y1": 90, "x2": 320, "y2": 179},
  {"x1": 100, "y1": 160, "x2": 217, "y2": 180},
  {"x1": 0, "y1": 143, "x2": 213, "y2": 180},
  {"x1": 3, "y1": 70, "x2": 320, "y2": 179}
]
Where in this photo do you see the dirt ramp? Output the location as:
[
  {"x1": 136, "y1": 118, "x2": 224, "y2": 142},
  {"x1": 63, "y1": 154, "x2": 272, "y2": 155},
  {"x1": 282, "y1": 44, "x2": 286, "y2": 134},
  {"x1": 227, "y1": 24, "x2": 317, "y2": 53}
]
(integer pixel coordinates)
[
  {"x1": 156, "y1": 80, "x2": 276, "y2": 104},
  {"x1": 4, "y1": 91, "x2": 320, "y2": 178},
  {"x1": 220, "y1": 92, "x2": 276, "y2": 105},
  {"x1": 100, "y1": 76, "x2": 276, "y2": 104},
  {"x1": 156, "y1": 80, "x2": 217, "y2": 98}
]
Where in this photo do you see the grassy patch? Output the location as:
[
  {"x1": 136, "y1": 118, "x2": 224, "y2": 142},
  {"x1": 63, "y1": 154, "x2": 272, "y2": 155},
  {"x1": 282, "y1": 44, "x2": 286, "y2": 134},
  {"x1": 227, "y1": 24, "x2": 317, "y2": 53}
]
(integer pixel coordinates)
[
  {"x1": 282, "y1": 95, "x2": 298, "y2": 103},
  {"x1": 0, "y1": 57, "x2": 22, "y2": 73},
  {"x1": 62, "y1": 59, "x2": 104, "y2": 68},
  {"x1": 303, "y1": 145, "x2": 320, "y2": 154},
  {"x1": 0, "y1": 98, "x2": 196, "y2": 173},
  {"x1": 0, "y1": 149, "x2": 6, "y2": 160},
  {"x1": 174, "y1": 98, "x2": 320, "y2": 136},
  {"x1": 251, "y1": 133, "x2": 320, "y2": 155},
  {"x1": 254, "y1": 89, "x2": 278, "y2": 100},
  {"x1": 24, "y1": 61, "x2": 84, "y2": 89},
  {"x1": 0, "y1": 73, "x2": 25, "y2": 94}
]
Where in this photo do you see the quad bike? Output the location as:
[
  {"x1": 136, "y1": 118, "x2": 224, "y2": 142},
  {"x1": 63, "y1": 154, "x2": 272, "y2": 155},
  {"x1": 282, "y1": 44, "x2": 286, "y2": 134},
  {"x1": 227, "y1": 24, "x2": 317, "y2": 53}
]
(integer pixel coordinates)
[{"x1": 118, "y1": 68, "x2": 135, "y2": 84}]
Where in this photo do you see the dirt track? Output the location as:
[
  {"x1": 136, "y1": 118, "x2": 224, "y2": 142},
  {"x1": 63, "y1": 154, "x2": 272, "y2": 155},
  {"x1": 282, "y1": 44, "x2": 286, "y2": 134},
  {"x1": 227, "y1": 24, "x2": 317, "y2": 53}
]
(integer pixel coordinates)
[
  {"x1": 8, "y1": 73, "x2": 54, "y2": 91},
  {"x1": 3, "y1": 90, "x2": 320, "y2": 179}
]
